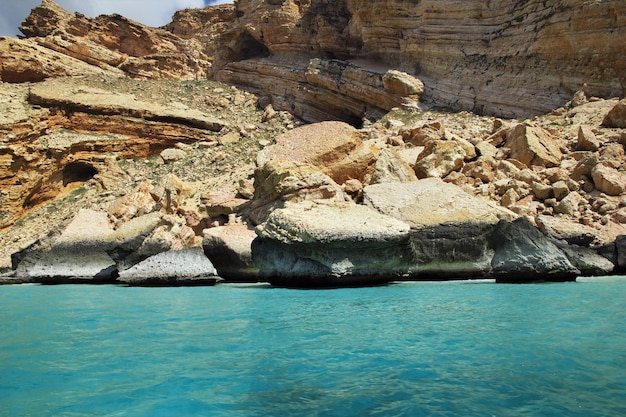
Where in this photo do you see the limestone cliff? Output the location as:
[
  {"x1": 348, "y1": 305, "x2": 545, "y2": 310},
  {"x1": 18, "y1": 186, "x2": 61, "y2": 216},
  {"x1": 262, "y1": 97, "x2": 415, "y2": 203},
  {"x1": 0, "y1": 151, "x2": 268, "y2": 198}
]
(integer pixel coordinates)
[
  {"x1": 6, "y1": 0, "x2": 624, "y2": 123},
  {"x1": 218, "y1": 0, "x2": 625, "y2": 121}
]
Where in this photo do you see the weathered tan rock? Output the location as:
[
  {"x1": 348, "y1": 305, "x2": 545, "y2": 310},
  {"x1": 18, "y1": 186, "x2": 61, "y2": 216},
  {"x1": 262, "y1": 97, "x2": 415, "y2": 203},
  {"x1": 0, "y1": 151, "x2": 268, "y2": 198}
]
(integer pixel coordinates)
[
  {"x1": 203, "y1": 223, "x2": 258, "y2": 281},
  {"x1": 246, "y1": 160, "x2": 347, "y2": 225},
  {"x1": 257, "y1": 121, "x2": 375, "y2": 184},
  {"x1": 577, "y1": 125, "x2": 600, "y2": 151},
  {"x1": 414, "y1": 140, "x2": 466, "y2": 179},
  {"x1": 536, "y1": 214, "x2": 597, "y2": 246},
  {"x1": 107, "y1": 182, "x2": 156, "y2": 224},
  {"x1": 599, "y1": 143, "x2": 626, "y2": 168},
  {"x1": 30, "y1": 78, "x2": 225, "y2": 131},
  {"x1": 506, "y1": 123, "x2": 562, "y2": 168},
  {"x1": 552, "y1": 181, "x2": 571, "y2": 201},
  {"x1": 401, "y1": 122, "x2": 445, "y2": 147},
  {"x1": 363, "y1": 178, "x2": 515, "y2": 229},
  {"x1": 591, "y1": 163, "x2": 626, "y2": 196},
  {"x1": 463, "y1": 159, "x2": 495, "y2": 183},
  {"x1": 532, "y1": 181, "x2": 553, "y2": 200},
  {"x1": 602, "y1": 99, "x2": 626, "y2": 128},
  {"x1": 371, "y1": 148, "x2": 418, "y2": 184},
  {"x1": 201, "y1": 184, "x2": 249, "y2": 218},
  {"x1": 19, "y1": 0, "x2": 217, "y2": 80},
  {"x1": 160, "y1": 148, "x2": 187, "y2": 163},
  {"x1": 555, "y1": 191, "x2": 584, "y2": 216},
  {"x1": 0, "y1": 37, "x2": 123, "y2": 82}
]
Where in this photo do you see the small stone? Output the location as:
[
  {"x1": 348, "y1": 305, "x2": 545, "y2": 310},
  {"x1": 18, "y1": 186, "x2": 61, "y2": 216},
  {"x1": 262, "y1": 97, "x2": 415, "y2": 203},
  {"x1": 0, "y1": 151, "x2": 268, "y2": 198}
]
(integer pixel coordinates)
[
  {"x1": 576, "y1": 125, "x2": 599, "y2": 151},
  {"x1": 613, "y1": 207, "x2": 626, "y2": 224},
  {"x1": 160, "y1": 148, "x2": 186, "y2": 163},
  {"x1": 501, "y1": 188, "x2": 519, "y2": 208},
  {"x1": 532, "y1": 181, "x2": 552, "y2": 200},
  {"x1": 552, "y1": 181, "x2": 570, "y2": 200},
  {"x1": 219, "y1": 131, "x2": 240, "y2": 145}
]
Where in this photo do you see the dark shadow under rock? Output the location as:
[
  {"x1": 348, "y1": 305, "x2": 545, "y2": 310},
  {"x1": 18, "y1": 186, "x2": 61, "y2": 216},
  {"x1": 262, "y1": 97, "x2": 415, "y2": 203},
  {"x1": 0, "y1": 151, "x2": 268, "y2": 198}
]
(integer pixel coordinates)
[{"x1": 489, "y1": 217, "x2": 580, "y2": 283}]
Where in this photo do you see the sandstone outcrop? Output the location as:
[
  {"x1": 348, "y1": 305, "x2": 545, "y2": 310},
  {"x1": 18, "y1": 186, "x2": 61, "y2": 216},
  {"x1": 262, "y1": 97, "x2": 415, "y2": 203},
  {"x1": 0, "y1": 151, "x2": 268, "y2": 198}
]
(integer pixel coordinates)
[
  {"x1": 216, "y1": 0, "x2": 625, "y2": 122},
  {"x1": 7, "y1": 0, "x2": 626, "y2": 125},
  {"x1": 257, "y1": 121, "x2": 376, "y2": 184},
  {"x1": 16, "y1": 0, "x2": 217, "y2": 81}
]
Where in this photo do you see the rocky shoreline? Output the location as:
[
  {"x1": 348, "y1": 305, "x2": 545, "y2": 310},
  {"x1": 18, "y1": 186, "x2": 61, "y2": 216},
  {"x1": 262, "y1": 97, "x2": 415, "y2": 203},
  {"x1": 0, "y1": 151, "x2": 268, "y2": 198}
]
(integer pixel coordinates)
[{"x1": 1, "y1": 1, "x2": 625, "y2": 287}]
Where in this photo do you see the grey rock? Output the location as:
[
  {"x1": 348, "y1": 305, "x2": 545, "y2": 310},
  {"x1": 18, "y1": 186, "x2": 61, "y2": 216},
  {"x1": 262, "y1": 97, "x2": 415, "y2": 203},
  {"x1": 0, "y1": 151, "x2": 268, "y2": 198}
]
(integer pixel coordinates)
[
  {"x1": 14, "y1": 246, "x2": 117, "y2": 284},
  {"x1": 617, "y1": 235, "x2": 626, "y2": 270},
  {"x1": 118, "y1": 247, "x2": 222, "y2": 286},
  {"x1": 558, "y1": 244, "x2": 615, "y2": 276},
  {"x1": 408, "y1": 222, "x2": 495, "y2": 279},
  {"x1": 489, "y1": 218, "x2": 580, "y2": 283},
  {"x1": 252, "y1": 200, "x2": 412, "y2": 287}
]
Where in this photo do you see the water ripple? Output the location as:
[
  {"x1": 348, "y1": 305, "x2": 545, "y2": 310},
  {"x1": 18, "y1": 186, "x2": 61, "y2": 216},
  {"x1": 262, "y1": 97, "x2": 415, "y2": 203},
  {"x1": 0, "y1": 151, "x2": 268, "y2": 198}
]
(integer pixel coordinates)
[{"x1": 0, "y1": 280, "x2": 625, "y2": 416}]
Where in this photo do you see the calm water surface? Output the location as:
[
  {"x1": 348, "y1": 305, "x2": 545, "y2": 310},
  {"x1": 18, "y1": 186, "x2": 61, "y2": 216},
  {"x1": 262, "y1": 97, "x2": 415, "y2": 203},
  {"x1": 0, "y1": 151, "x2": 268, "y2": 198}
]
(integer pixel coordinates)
[{"x1": 1, "y1": 278, "x2": 625, "y2": 417}]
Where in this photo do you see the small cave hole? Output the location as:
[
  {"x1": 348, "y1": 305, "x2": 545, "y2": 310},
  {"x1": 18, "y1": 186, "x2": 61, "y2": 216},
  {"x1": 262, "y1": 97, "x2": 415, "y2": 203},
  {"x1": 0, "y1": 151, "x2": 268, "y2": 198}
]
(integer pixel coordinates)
[
  {"x1": 63, "y1": 161, "x2": 98, "y2": 186},
  {"x1": 229, "y1": 32, "x2": 271, "y2": 62}
]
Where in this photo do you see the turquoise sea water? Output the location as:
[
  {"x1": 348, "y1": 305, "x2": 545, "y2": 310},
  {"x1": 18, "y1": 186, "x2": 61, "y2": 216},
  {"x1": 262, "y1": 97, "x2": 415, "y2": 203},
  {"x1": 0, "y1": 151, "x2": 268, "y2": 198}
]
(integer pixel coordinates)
[{"x1": 1, "y1": 279, "x2": 625, "y2": 417}]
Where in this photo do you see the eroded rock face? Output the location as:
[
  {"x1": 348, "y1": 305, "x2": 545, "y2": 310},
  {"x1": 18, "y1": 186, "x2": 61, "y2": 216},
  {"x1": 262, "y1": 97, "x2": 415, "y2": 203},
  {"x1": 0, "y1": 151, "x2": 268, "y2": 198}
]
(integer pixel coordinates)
[
  {"x1": 118, "y1": 247, "x2": 221, "y2": 286},
  {"x1": 218, "y1": 0, "x2": 625, "y2": 120},
  {"x1": 203, "y1": 223, "x2": 259, "y2": 281},
  {"x1": 16, "y1": 0, "x2": 218, "y2": 81},
  {"x1": 489, "y1": 218, "x2": 580, "y2": 283},
  {"x1": 10, "y1": 0, "x2": 625, "y2": 124},
  {"x1": 252, "y1": 200, "x2": 412, "y2": 287}
]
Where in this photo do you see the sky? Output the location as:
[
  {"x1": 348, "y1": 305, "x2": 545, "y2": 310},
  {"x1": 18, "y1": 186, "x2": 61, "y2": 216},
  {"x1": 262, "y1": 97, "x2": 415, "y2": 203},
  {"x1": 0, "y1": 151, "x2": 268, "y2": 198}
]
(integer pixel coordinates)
[{"x1": 0, "y1": 0, "x2": 234, "y2": 37}]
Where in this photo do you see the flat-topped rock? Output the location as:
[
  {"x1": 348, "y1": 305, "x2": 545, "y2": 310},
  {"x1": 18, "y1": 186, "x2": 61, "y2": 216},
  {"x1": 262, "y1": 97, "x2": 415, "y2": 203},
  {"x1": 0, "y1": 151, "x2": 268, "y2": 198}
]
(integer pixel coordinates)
[
  {"x1": 30, "y1": 78, "x2": 226, "y2": 131},
  {"x1": 252, "y1": 200, "x2": 412, "y2": 287},
  {"x1": 118, "y1": 247, "x2": 222, "y2": 286},
  {"x1": 363, "y1": 178, "x2": 516, "y2": 229}
]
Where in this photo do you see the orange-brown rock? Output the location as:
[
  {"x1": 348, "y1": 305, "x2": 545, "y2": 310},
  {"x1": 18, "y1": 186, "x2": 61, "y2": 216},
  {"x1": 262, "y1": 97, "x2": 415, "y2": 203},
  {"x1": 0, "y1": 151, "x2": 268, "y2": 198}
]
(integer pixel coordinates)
[
  {"x1": 505, "y1": 123, "x2": 563, "y2": 168},
  {"x1": 13, "y1": 0, "x2": 230, "y2": 81},
  {"x1": 257, "y1": 121, "x2": 376, "y2": 184},
  {"x1": 0, "y1": 37, "x2": 123, "y2": 83}
]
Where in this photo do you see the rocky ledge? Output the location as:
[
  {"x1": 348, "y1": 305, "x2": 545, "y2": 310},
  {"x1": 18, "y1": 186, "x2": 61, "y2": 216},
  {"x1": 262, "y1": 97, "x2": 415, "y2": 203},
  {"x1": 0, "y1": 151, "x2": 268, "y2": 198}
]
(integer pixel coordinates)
[{"x1": 1, "y1": 1, "x2": 625, "y2": 287}]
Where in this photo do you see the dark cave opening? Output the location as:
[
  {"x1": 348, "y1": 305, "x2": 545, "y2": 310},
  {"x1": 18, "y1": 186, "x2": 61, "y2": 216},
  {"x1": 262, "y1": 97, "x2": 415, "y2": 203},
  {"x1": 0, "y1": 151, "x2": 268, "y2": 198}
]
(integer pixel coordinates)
[
  {"x1": 63, "y1": 161, "x2": 98, "y2": 186},
  {"x1": 229, "y1": 32, "x2": 271, "y2": 61}
]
